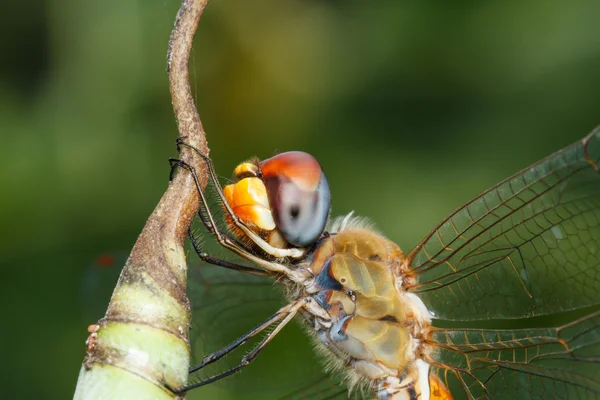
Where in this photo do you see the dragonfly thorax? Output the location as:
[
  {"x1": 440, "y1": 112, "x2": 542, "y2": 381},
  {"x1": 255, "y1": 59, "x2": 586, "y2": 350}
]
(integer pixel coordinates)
[{"x1": 297, "y1": 216, "x2": 439, "y2": 399}]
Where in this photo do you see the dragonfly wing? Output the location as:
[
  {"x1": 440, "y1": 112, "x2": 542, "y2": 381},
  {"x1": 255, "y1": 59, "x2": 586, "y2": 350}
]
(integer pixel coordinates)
[
  {"x1": 278, "y1": 373, "x2": 360, "y2": 400},
  {"x1": 427, "y1": 310, "x2": 600, "y2": 399},
  {"x1": 407, "y1": 128, "x2": 600, "y2": 320},
  {"x1": 188, "y1": 261, "x2": 281, "y2": 353}
]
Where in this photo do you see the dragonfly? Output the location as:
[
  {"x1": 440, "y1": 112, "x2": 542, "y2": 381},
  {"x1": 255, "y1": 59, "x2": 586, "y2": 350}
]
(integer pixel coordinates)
[{"x1": 86, "y1": 128, "x2": 600, "y2": 399}]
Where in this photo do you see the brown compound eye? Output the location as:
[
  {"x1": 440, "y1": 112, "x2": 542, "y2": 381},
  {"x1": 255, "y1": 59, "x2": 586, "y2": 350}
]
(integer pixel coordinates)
[{"x1": 259, "y1": 151, "x2": 330, "y2": 247}]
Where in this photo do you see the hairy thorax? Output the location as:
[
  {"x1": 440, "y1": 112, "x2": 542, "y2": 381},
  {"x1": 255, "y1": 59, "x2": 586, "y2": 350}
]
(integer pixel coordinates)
[{"x1": 297, "y1": 219, "x2": 436, "y2": 399}]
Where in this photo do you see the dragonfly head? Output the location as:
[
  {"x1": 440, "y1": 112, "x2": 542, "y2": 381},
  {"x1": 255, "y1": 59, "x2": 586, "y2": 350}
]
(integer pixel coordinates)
[{"x1": 223, "y1": 151, "x2": 330, "y2": 249}]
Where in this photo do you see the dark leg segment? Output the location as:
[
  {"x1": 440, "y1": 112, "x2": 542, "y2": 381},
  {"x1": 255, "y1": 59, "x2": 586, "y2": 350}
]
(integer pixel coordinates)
[
  {"x1": 187, "y1": 229, "x2": 269, "y2": 276},
  {"x1": 176, "y1": 300, "x2": 305, "y2": 393}
]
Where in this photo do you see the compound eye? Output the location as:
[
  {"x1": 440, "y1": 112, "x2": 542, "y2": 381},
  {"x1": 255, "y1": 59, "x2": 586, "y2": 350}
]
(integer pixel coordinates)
[{"x1": 259, "y1": 151, "x2": 330, "y2": 247}]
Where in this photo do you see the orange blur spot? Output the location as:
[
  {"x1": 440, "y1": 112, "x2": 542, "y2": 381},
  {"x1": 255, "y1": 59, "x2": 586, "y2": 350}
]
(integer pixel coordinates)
[
  {"x1": 223, "y1": 177, "x2": 275, "y2": 231},
  {"x1": 430, "y1": 375, "x2": 453, "y2": 400},
  {"x1": 260, "y1": 151, "x2": 322, "y2": 191},
  {"x1": 95, "y1": 254, "x2": 115, "y2": 268}
]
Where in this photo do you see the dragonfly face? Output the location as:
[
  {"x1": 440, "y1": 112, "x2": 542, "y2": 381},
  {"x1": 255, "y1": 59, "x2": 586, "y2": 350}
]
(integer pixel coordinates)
[
  {"x1": 222, "y1": 151, "x2": 330, "y2": 250},
  {"x1": 176, "y1": 129, "x2": 600, "y2": 399}
]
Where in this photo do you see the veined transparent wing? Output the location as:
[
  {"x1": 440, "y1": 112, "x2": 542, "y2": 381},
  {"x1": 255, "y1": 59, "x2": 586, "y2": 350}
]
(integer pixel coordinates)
[
  {"x1": 427, "y1": 309, "x2": 600, "y2": 399},
  {"x1": 407, "y1": 128, "x2": 600, "y2": 321}
]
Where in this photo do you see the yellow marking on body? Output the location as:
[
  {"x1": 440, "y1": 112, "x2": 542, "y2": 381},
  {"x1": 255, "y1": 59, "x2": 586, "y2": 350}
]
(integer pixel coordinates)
[
  {"x1": 429, "y1": 374, "x2": 453, "y2": 400},
  {"x1": 233, "y1": 162, "x2": 259, "y2": 178}
]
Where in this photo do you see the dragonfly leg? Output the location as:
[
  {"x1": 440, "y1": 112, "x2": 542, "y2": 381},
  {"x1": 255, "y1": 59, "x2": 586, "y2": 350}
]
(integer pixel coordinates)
[
  {"x1": 171, "y1": 158, "x2": 309, "y2": 282},
  {"x1": 175, "y1": 299, "x2": 310, "y2": 393},
  {"x1": 168, "y1": 158, "x2": 178, "y2": 180},
  {"x1": 187, "y1": 229, "x2": 270, "y2": 277},
  {"x1": 175, "y1": 139, "x2": 307, "y2": 259},
  {"x1": 169, "y1": 158, "x2": 220, "y2": 235}
]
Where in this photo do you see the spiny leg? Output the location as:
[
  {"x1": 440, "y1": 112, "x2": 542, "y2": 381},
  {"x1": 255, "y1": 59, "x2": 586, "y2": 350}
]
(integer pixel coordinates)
[
  {"x1": 175, "y1": 139, "x2": 306, "y2": 259},
  {"x1": 176, "y1": 299, "x2": 312, "y2": 393},
  {"x1": 190, "y1": 302, "x2": 296, "y2": 373},
  {"x1": 169, "y1": 157, "x2": 218, "y2": 234},
  {"x1": 170, "y1": 158, "x2": 305, "y2": 280},
  {"x1": 171, "y1": 157, "x2": 251, "y2": 253},
  {"x1": 187, "y1": 229, "x2": 269, "y2": 277}
]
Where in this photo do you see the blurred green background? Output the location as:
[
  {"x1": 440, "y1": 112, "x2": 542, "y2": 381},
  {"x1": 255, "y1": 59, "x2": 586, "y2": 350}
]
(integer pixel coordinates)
[{"x1": 2, "y1": 0, "x2": 600, "y2": 399}]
